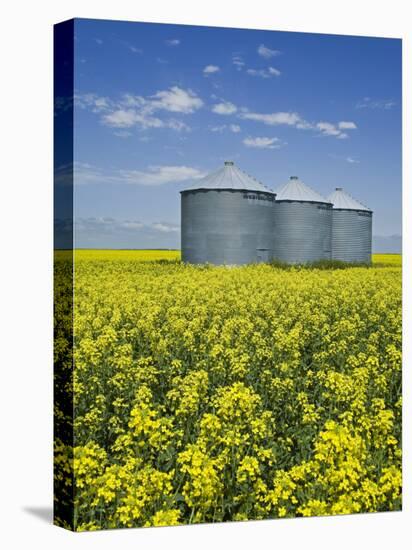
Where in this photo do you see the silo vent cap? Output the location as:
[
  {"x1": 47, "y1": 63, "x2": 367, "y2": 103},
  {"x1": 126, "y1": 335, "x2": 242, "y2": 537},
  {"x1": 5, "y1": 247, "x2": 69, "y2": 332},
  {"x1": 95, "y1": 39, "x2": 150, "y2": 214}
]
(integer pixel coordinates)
[
  {"x1": 290, "y1": 176, "x2": 298, "y2": 180},
  {"x1": 224, "y1": 161, "x2": 234, "y2": 166}
]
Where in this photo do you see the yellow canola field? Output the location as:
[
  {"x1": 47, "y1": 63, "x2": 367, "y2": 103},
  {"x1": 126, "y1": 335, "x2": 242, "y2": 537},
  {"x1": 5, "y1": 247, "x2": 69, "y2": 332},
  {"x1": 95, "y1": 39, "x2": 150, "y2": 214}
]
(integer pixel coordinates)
[
  {"x1": 70, "y1": 250, "x2": 401, "y2": 265},
  {"x1": 55, "y1": 251, "x2": 402, "y2": 530},
  {"x1": 372, "y1": 254, "x2": 402, "y2": 267},
  {"x1": 74, "y1": 249, "x2": 181, "y2": 262}
]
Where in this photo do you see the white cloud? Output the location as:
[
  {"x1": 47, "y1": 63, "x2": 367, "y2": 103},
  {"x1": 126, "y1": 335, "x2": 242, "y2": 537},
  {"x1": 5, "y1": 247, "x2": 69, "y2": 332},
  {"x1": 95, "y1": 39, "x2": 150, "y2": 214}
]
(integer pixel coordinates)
[
  {"x1": 72, "y1": 217, "x2": 182, "y2": 251},
  {"x1": 151, "y1": 222, "x2": 179, "y2": 233},
  {"x1": 240, "y1": 109, "x2": 355, "y2": 140},
  {"x1": 210, "y1": 123, "x2": 241, "y2": 133},
  {"x1": 329, "y1": 153, "x2": 359, "y2": 163},
  {"x1": 119, "y1": 165, "x2": 206, "y2": 185},
  {"x1": 268, "y1": 67, "x2": 281, "y2": 76},
  {"x1": 93, "y1": 97, "x2": 110, "y2": 110},
  {"x1": 101, "y1": 109, "x2": 138, "y2": 128},
  {"x1": 104, "y1": 114, "x2": 189, "y2": 132},
  {"x1": 58, "y1": 162, "x2": 206, "y2": 187},
  {"x1": 356, "y1": 97, "x2": 396, "y2": 109},
  {"x1": 295, "y1": 120, "x2": 314, "y2": 130},
  {"x1": 120, "y1": 94, "x2": 145, "y2": 107},
  {"x1": 203, "y1": 65, "x2": 220, "y2": 75},
  {"x1": 210, "y1": 125, "x2": 226, "y2": 133},
  {"x1": 129, "y1": 46, "x2": 142, "y2": 54},
  {"x1": 72, "y1": 162, "x2": 114, "y2": 185},
  {"x1": 246, "y1": 69, "x2": 266, "y2": 78},
  {"x1": 120, "y1": 220, "x2": 144, "y2": 230},
  {"x1": 246, "y1": 67, "x2": 281, "y2": 78},
  {"x1": 150, "y1": 86, "x2": 203, "y2": 113},
  {"x1": 257, "y1": 44, "x2": 281, "y2": 58},
  {"x1": 79, "y1": 86, "x2": 203, "y2": 131},
  {"x1": 74, "y1": 93, "x2": 111, "y2": 113},
  {"x1": 165, "y1": 39, "x2": 180, "y2": 46},
  {"x1": 167, "y1": 119, "x2": 191, "y2": 132},
  {"x1": 113, "y1": 130, "x2": 132, "y2": 138},
  {"x1": 338, "y1": 121, "x2": 357, "y2": 129},
  {"x1": 212, "y1": 101, "x2": 237, "y2": 115},
  {"x1": 243, "y1": 136, "x2": 281, "y2": 149},
  {"x1": 316, "y1": 122, "x2": 342, "y2": 136},
  {"x1": 240, "y1": 110, "x2": 301, "y2": 126},
  {"x1": 95, "y1": 38, "x2": 103, "y2": 45},
  {"x1": 74, "y1": 217, "x2": 180, "y2": 237},
  {"x1": 317, "y1": 121, "x2": 353, "y2": 139},
  {"x1": 232, "y1": 55, "x2": 245, "y2": 70},
  {"x1": 102, "y1": 109, "x2": 164, "y2": 129}
]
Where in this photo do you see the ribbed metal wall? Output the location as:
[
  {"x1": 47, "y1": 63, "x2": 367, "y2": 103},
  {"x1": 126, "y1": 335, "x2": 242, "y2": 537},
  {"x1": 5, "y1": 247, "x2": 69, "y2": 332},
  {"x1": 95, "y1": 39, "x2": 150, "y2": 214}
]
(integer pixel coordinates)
[
  {"x1": 273, "y1": 201, "x2": 332, "y2": 263},
  {"x1": 181, "y1": 189, "x2": 275, "y2": 265},
  {"x1": 331, "y1": 209, "x2": 372, "y2": 263}
]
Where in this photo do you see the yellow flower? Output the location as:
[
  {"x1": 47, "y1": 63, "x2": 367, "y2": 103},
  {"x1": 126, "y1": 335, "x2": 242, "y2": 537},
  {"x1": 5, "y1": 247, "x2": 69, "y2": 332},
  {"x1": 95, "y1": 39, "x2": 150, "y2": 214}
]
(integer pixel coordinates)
[{"x1": 57, "y1": 250, "x2": 401, "y2": 530}]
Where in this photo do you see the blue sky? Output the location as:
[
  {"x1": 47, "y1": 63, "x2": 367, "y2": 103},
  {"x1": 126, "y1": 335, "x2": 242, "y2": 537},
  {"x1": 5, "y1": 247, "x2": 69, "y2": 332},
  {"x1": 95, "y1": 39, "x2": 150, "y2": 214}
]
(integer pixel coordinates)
[{"x1": 66, "y1": 18, "x2": 402, "y2": 249}]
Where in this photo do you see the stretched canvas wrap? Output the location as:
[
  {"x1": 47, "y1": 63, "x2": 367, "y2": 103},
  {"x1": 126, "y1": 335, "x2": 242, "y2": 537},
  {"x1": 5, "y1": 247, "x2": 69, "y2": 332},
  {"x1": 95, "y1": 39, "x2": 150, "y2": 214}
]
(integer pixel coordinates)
[{"x1": 54, "y1": 18, "x2": 402, "y2": 531}]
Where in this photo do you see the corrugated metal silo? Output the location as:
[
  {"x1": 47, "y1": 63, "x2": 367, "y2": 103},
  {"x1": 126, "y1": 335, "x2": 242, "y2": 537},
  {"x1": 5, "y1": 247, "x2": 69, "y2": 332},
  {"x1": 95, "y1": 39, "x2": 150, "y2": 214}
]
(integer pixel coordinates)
[
  {"x1": 327, "y1": 187, "x2": 372, "y2": 263},
  {"x1": 273, "y1": 176, "x2": 332, "y2": 263},
  {"x1": 180, "y1": 161, "x2": 276, "y2": 265}
]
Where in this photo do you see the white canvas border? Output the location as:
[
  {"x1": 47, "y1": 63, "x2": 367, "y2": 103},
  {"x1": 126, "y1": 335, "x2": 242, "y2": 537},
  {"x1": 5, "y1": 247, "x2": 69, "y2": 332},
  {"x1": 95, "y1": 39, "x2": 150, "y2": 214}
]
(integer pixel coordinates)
[{"x1": 1, "y1": 1, "x2": 409, "y2": 548}]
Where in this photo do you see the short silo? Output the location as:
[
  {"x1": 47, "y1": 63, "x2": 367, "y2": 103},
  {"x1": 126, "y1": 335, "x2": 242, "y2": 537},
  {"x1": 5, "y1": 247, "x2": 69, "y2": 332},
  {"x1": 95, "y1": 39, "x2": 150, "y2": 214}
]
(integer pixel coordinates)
[
  {"x1": 327, "y1": 187, "x2": 372, "y2": 263},
  {"x1": 273, "y1": 176, "x2": 332, "y2": 264},
  {"x1": 180, "y1": 161, "x2": 276, "y2": 265}
]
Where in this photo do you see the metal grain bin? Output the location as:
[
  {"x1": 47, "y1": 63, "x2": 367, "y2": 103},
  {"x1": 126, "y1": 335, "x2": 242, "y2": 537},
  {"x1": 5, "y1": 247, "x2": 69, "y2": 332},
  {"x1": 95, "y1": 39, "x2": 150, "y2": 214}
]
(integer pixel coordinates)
[
  {"x1": 327, "y1": 187, "x2": 372, "y2": 263},
  {"x1": 273, "y1": 176, "x2": 332, "y2": 264},
  {"x1": 180, "y1": 161, "x2": 276, "y2": 265}
]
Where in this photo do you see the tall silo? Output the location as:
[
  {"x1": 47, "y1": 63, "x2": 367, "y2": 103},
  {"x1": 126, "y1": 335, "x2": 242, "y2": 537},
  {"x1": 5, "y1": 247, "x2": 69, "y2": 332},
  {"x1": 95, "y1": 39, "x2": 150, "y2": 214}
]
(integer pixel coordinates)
[
  {"x1": 327, "y1": 187, "x2": 372, "y2": 263},
  {"x1": 180, "y1": 161, "x2": 276, "y2": 265},
  {"x1": 273, "y1": 176, "x2": 332, "y2": 264}
]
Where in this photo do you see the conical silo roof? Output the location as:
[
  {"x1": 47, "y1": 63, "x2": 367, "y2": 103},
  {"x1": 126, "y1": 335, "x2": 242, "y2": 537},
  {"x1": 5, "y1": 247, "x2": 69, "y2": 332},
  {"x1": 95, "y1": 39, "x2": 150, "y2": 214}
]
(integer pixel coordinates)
[
  {"x1": 275, "y1": 176, "x2": 331, "y2": 204},
  {"x1": 328, "y1": 187, "x2": 371, "y2": 212},
  {"x1": 181, "y1": 161, "x2": 274, "y2": 194}
]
